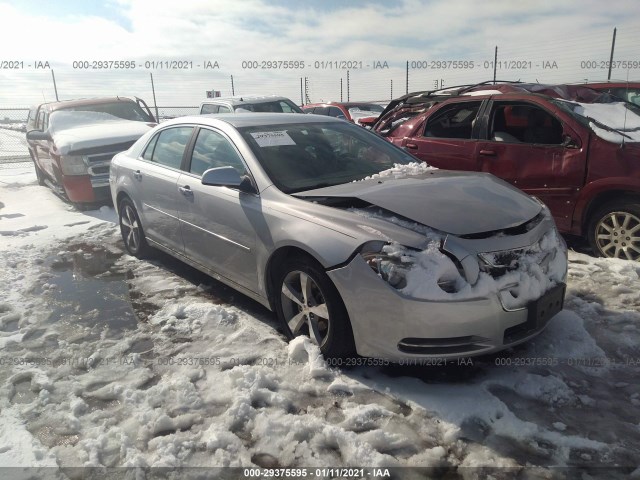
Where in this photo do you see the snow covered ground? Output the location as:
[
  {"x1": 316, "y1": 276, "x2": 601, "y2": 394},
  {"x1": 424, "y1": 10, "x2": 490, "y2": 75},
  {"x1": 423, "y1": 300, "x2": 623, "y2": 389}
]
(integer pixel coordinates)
[{"x1": 0, "y1": 164, "x2": 639, "y2": 479}]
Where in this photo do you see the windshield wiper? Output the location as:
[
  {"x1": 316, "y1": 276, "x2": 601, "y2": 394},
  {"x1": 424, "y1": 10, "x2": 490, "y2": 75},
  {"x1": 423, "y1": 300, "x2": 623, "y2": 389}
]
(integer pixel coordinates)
[{"x1": 586, "y1": 116, "x2": 634, "y2": 139}]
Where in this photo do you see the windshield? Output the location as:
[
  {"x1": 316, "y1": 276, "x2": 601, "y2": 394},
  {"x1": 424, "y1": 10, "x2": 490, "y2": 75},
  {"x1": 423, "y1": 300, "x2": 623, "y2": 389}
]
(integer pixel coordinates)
[
  {"x1": 58, "y1": 101, "x2": 153, "y2": 122},
  {"x1": 233, "y1": 100, "x2": 303, "y2": 114},
  {"x1": 552, "y1": 99, "x2": 640, "y2": 143},
  {"x1": 239, "y1": 121, "x2": 416, "y2": 193}
]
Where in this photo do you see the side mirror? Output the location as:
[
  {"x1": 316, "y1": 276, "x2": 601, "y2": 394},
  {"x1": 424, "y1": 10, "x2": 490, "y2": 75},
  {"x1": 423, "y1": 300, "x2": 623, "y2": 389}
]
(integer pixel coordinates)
[
  {"x1": 201, "y1": 166, "x2": 257, "y2": 194},
  {"x1": 561, "y1": 135, "x2": 579, "y2": 149},
  {"x1": 26, "y1": 130, "x2": 51, "y2": 141}
]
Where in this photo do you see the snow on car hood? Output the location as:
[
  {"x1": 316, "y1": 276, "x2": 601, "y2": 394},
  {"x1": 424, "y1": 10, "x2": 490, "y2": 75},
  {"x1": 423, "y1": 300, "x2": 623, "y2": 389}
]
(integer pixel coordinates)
[
  {"x1": 50, "y1": 114, "x2": 154, "y2": 155},
  {"x1": 297, "y1": 170, "x2": 542, "y2": 236}
]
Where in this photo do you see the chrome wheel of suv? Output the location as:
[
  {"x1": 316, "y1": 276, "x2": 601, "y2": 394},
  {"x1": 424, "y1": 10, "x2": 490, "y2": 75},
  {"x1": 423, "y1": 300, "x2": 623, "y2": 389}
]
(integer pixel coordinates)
[{"x1": 590, "y1": 203, "x2": 640, "y2": 261}]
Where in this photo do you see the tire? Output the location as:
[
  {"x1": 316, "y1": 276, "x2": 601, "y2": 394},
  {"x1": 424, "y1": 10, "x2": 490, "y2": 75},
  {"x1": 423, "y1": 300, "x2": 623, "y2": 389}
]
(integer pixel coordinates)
[
  {"x1": 30, "y1": 153, "x2": 46, "y2": 186},
  {"x1": 588, "y1": 200, "x2": 640, "y2": 261},
  {"x1": 274, "y1": 256, "x2": 356, "y2": 359},
  {"x1": 118, "y1": 198, "x2": 151, "y2": 258}
]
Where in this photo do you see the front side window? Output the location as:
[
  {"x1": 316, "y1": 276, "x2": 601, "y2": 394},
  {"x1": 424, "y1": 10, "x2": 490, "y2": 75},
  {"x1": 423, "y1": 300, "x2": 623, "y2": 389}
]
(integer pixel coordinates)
[
  {"x1": 146, "y1": 127, "x2": 194, "y2": 169},
  {"x1": 189, "y1": 128, "x2": 246, "y2": 176},
  {"x1": 36, "y1": 110, "x2": 46, "y2": 130},
  {"x1": 328, "y1": 107, "x2": 345, "y2": 118},
  {"x1": 423, "y1": 101, "x2": 481, "y2": 139},
  {"x1": 490, "y1": 103, "x2": 562, "y2": 145}
]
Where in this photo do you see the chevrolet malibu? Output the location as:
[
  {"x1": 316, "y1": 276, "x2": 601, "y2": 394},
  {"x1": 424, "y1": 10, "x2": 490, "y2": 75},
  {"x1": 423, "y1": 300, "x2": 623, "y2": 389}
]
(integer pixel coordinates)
[{"x1": 109, "y1": 113, "x2": 567, "y2": 361}]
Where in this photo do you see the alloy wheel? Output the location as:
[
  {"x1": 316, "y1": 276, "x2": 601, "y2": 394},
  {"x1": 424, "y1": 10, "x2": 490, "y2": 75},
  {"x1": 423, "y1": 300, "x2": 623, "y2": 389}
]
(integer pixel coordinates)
[
  {"x1": 280, "y1": 270, "x2": 330, "y2": 346},
  {"x1": 121, "y1": 204, "x2": 141, "y2": 252},
  {"x1": 594, "y1": 211, "x2": 640, "y2": 260}
]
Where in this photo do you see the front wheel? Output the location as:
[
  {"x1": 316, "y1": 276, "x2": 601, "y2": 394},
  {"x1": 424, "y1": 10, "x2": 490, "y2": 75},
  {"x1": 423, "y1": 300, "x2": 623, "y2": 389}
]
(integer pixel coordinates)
[
  {"x1": 588, "y1": 201, "x2": 640, "y2": 261},
  {"x1": 118, "y1": 198, "x2": 151, "y2": 258},
  {"x1": 29, "y1": 152, "x2": 46, "y2": 186},
  {"x1": 275, "y1": 257, "x2": 355, "y2": 359}
]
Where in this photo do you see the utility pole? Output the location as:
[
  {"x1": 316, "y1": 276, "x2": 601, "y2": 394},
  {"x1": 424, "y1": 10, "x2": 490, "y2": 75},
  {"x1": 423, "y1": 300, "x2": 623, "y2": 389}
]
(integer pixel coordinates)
[
  {"x1": 607, "y1": 27, "x2": 617, "y2": 81},
  {"x1": 493, "y1": 46, "x2": 498, "y2": 84},
  {"x1": 51, "y1": 70, "x2": 59, "y2": 101},
  {"x1": 150, "y1": 73, "x2": 158, "y2": 121}
]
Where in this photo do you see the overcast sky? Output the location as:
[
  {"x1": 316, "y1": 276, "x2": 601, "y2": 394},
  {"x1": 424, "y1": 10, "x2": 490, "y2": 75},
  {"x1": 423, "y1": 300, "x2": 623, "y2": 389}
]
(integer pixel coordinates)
[{"x1": 1, "y1": 0, "x2": 639, "y2": 107}]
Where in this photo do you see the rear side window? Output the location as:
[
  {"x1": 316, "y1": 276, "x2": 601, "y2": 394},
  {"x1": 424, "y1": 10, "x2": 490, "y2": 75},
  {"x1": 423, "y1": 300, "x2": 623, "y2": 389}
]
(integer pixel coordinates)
[
  {"x1": 144, "y1": 127, "x2": 194, "y2": 169},
  {"x1": 424, "y1": 101, "x2": 481, "y2": 139}
]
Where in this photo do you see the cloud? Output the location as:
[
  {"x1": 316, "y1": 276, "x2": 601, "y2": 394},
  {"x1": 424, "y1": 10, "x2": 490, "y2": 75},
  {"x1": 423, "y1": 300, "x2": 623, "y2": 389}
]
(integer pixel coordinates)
[{"x1": 0, "y1": 0, "x2": 639, "y2": 105}]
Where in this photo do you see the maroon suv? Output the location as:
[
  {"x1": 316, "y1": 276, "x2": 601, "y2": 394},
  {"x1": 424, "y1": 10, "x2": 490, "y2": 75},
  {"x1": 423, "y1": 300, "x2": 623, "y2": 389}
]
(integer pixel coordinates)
[{"x1": 374, "y1": 90, "x2": 640, "y2": 260}]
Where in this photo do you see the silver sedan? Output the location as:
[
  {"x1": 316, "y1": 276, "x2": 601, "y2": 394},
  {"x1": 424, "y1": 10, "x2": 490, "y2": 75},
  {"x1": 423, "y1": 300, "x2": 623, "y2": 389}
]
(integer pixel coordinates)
[{"x1": 109, "y1": 113, "x2": 567, "y2": 361}]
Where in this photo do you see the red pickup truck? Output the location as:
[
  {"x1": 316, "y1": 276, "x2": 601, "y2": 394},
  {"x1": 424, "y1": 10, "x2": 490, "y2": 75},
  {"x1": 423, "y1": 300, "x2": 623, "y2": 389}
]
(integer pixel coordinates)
[
  {"x1": 26, "y1": 97, "x2": 156, "y2": 204},
  {"x1": 373, "y1": 89, "x2": 640, "y2": 260}
]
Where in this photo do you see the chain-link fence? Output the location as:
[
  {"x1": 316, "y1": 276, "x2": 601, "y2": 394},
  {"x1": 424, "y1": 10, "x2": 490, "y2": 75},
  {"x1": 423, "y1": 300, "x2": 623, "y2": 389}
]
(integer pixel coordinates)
[{"x1": 0, "y1": 108, "x2": 30, "y2": 163}]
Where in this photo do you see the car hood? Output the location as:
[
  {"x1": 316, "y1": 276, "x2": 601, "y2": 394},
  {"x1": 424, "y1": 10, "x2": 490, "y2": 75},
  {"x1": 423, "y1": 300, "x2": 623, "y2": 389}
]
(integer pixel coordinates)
[
  {"x1": 293, "y1": 171, "x2": 542, "y2": 236},
  {"x1": 51, "y1": 121, "x2": 154, "y2": 156}
]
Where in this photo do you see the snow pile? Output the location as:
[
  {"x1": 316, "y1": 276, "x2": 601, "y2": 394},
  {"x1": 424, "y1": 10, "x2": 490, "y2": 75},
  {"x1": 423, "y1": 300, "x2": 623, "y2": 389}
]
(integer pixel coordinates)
[
  {"x1": 567, "y1": 101, "x2": 640, "y2": 143},
  {"x1": 363, "y1": 161, "x2": 436, "y2": 181}
]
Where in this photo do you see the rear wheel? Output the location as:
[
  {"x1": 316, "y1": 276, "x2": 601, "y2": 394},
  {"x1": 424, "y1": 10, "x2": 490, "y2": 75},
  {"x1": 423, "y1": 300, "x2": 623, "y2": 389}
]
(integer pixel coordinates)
[
  {"x1": 588, "y1": 201, "x2": 640, "y2": 261},
  {"x1": 274, "y1": 256, "x2": 356, "y2": 359},
  {"x1": 118, "y1": 198, "x2": 151, "y2": 258}
]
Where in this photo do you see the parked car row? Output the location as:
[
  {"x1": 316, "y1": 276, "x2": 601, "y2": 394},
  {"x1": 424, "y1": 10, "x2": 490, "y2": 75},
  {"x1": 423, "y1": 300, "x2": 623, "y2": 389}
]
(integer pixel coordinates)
[{"x1": 19, "y1": 81, "x2": 637, "y2": 362}]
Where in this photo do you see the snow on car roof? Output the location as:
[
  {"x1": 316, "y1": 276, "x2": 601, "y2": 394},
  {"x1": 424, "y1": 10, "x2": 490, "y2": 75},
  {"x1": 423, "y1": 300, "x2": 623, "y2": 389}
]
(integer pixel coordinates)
[{"x1": 461, "y1": 89, "x2": 503, "y2": 96}]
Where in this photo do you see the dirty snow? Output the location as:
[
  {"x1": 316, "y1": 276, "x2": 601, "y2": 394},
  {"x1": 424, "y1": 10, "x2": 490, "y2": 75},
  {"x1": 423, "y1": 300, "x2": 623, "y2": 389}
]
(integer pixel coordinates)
[{"x1": 1, "y1": 164, "x2": 639, "y2": 477}]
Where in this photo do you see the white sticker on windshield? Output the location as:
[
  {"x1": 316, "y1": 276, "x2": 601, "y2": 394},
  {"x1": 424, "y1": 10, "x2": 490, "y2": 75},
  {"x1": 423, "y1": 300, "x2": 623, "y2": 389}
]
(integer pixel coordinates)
[{"x1": 250, "y1": 131, "x2": 296, "y2": 147}]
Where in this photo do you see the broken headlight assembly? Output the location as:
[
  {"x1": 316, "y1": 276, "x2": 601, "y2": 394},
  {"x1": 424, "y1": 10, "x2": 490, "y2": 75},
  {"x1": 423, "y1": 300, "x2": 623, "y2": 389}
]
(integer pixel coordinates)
[{"x1": 359, "y1": 240, "x2": 466, "y2": 294}]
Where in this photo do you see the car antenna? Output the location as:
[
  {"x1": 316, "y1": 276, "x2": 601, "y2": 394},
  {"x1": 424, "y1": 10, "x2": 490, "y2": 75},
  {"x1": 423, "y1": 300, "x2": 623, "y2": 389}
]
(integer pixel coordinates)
[{"x1": 621, "y1": 70, "x2": 630, "y2": 149}]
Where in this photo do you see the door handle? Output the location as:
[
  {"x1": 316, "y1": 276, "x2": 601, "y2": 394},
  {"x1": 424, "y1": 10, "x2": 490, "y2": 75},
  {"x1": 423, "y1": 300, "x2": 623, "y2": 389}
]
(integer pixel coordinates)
[
  {"x1": 133, "y1": 170, "x2": 142, "y2": 180},
  {"x1": 405, "y1": 143, "x2": 419, "y2": 150},
  {"x1": 178, "y1": 185, "x2": 193, "y2": 196},
  {"x1": 479, "y1": 149, "x2": 496, "y2": 156}
]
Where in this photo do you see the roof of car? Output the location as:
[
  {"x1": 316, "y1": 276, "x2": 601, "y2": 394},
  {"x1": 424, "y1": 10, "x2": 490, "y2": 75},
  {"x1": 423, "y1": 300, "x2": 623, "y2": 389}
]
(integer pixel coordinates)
[
  {"x1": 40, "y1": 97, "x2": 138, "y2": 112},
  {"x1": 581, "y1": 81, "x2": 640, "y2": 88},
  {"x1": 200, "y1": 95, "x2": 294, "y2": 106},
  {"x1": 165, "y1": 112, "x2": 342, "y2": 128},
  {"x1": 303, "y1": 102, "x2": 380, "y2": 107}
]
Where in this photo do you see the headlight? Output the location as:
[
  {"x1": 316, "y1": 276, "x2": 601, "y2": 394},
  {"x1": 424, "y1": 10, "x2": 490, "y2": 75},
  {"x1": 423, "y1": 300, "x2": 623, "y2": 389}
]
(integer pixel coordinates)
[
  {"x1": 60, "y1": 155, "x2": 88, "y2": 176},
  {"x1": 360, "y1": 241, "x2": 412, "y2": 289},
  {"x1": 359, "y1": 240, "x2": 464, "y2": 294}
]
